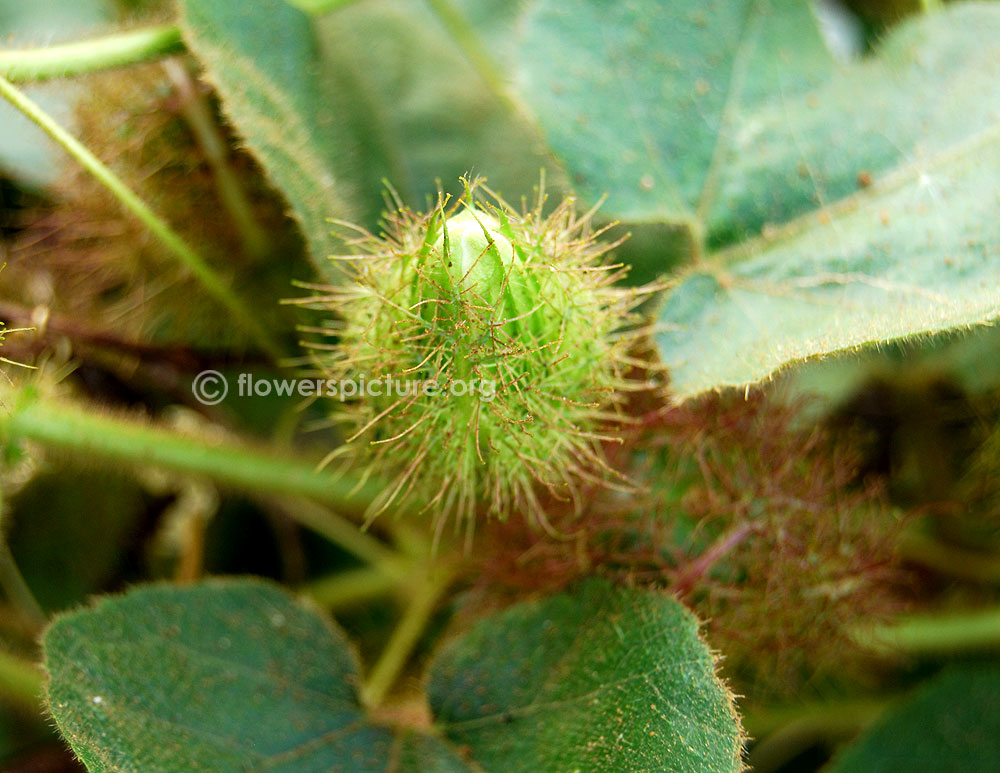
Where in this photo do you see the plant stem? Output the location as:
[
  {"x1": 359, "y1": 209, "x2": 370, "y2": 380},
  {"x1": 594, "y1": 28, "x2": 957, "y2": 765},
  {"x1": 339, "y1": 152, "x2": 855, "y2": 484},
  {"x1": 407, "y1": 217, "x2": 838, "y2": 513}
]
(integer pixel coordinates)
[
  {"x1": 303, "y1": 566, "x2": 401, "y2": 610},
  {"x1": 744, "y1": 698, "x2": 892, "y2": 773},
  {"x1": 898, "y1": 530, "x2": 1000, "y2": 584},
  {"x1": 854, "y1": 606, "x2": 1000, "y2": 655},
  {"x1": 265, "y1": 496, "x2": 404, "y2": 571},
  {"x1": 163, "y1": 58, "x2": 270, "y2": 261},
  {"x1": 0, "y1": 540, "x2": 45, "y2": 630},
  {"x1": 0, "y1": 75, "x2": 281, "y2": 360},
  {"x1": 0, "y1": 25, "x2": 183, "y2": 82},
  {"x1": 743, "y1": 697, "x2": 891, "y2": 740},
  {"x1": 2, "y1": 391, "x2": 391, "y2": 521},
  {"x1": 0, "y1": 649, "x2": 43, "y2": 710},
  {"x1": 360, "y1": 563, "x2": 455, "y2": 709},
  {"x1": 423, "y1": 0, "x2": 516, "y2": 113},
  {"x1": 288, "y1": 0, "x2": 359, "y2": 16},
  {"x1": 0, "y1": 490, "x2": 46, "y2": 629}
]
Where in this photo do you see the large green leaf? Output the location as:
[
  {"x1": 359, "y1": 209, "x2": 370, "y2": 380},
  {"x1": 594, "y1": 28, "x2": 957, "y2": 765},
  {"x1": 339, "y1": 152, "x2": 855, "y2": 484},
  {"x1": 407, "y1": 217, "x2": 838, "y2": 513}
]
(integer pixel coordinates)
[
  {"x1": 179, "y1": 0, "x2": 548, "y2": 273},
  {"x1": 653, "y1": 4, "x2": 1000, "y2": 397},
  {"x1": 511, "y1": 0, "x2": 835, "y2": 231},
  {"x1": 43, "y1": 580, "x2": 466, "y2": 772},
  {"x1": 657, "y1": 126, "x2": 1000, "y2": 397},
  {"x1": 699, "y1": 2, "x2": 1000, "y2": 246},
  {"x1": 178, "y1": 0, "x2": 361, "y2": 271},
  {"x1": 826, "y1": 663, "x2": 1000, "y2": 773},
  {"x1": 430, "y1": 578, "x2": 743, "y2": 773},
  {"x1": 44, "y1": 579, "x2": 742, "y2": 772}
]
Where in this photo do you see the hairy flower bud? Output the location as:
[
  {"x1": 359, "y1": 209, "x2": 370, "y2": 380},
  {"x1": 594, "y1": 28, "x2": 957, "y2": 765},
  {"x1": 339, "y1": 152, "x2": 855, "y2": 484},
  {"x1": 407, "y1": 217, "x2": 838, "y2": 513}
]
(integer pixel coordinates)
[{"x1": 306, "y1": 178, "x2": 655, "y2": 542}]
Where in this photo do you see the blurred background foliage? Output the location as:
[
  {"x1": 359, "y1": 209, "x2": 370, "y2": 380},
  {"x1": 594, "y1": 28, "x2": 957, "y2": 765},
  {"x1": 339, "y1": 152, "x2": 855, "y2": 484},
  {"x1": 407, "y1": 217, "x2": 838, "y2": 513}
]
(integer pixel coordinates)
[{"x1": 2, "y1": 0, "x2": 1000, "y2": 771}]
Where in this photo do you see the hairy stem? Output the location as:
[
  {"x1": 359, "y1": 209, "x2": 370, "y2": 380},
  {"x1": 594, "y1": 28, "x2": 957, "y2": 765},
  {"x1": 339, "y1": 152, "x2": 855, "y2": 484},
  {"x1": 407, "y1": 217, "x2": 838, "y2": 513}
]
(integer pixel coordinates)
[
  {"x1": 0, "y1": 649, "x2": 43, "y2": 710},
  {"x1": 0, "y1": 75, "x2": 281, "y2": 360},
  {"x1": 303, "y1": 566, "x2": 402, "y2": 610},
  {"x1": 264, "y1": 496, "x2": 404, "y2": 572},
  {"x1": 1, "y1": 390, "x2": 398, "y2": 532},
  {"x1": 0, "y1": 25, "x2": 183, "y2": 82},
  {"x1": 360, "y1": 562, "x2": 455, "y2": 709},
  {"x1": 0, "y1": 490, "x2": 46, "y2": 628},
  {"x1": 163, "y1": 58, "x2": 270, "y2": 260},
  {"x1": 0, "y1": 541, "x2": 45, "y2": 630},
  {"x1": 898, "y1": 530, "x2": 1000, "y2": 584},
  {"x1": 854, "y1": 606, "x2": 1000, "y2": 655},
  {"x1": 745, "y1": 697, "x2": 892, "y2": 773}
]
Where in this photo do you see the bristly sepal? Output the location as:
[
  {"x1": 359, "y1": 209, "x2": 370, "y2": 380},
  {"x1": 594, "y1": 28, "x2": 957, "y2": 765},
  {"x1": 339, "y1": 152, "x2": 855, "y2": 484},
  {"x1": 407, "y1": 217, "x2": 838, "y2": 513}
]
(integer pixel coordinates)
[{"x1": 304, "y1": 176, "x2": 660, "y2": 545}]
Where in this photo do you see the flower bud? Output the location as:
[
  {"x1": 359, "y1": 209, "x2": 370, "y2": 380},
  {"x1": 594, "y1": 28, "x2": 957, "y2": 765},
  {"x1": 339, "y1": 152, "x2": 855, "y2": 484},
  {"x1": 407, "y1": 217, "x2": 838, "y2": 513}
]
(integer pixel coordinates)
[{"x1": 309, "y1": 179, "x2": 654, "y2": 541}]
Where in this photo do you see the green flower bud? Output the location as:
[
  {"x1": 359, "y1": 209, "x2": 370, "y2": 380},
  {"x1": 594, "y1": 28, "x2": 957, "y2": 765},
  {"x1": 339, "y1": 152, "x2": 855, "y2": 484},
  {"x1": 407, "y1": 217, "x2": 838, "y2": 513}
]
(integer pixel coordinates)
[{"x1": 310, "y1": 179, "x2": 654, "y2": 541}]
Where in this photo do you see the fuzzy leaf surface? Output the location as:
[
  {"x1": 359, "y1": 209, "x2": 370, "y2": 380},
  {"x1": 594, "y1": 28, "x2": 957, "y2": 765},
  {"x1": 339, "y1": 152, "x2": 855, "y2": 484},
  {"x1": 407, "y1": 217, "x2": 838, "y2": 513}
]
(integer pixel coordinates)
[
  {"x1": 44, "y1": 579, "x2": 741, "y2": 772},
  {"x1": 511, "y1": 0, "x2": 835, "y2": 233},
  {"x1": 429, "y1": 578, "x2": 743, "y2": 773},
  {"x1": 652, "y1": 4, "x2": 1000, "y2": 397},
  {"x1": 177, "y1": 0, "x2": 360, "y2": 271},
  {"x1": 178, "y1": 0, "x2": 546, "y2": 272},
  {"x1": 43, "y1": 580, "x2": 467, "y2": 772}
]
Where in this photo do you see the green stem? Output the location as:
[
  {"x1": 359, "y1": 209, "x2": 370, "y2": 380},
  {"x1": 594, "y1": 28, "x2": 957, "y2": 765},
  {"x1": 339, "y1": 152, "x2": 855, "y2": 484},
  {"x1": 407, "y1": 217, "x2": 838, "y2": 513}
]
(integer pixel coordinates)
[
  {"x1": 743, "y1": 697, "x2": 891, "y2": 739},
  {"x1": 854, "y1": 606, "x2": 1000, "y2": 655},
  {"x1": 268, "y1": 497, "x2": 404, "y2": 571},
  {"x1": 0, "y1": 25, "x2": 183, "y2": 82},
  {"x1": 898, "y1": 530, "x2": 1000, "y2": 584},
  {"x1": 0, "y1": 540, "x2": 45, "y2": 630},
  {"x1": 423, "y1": 0, "x2": 515, "y2": 112},
  {"x1": 163, "y1": 58, "x2": 270, "y2": 261},
  {"x1": 360, "y1": 563, "x2": 454, "y2": 708},
  {"x1": 0, "y1": 649, "x2": 43, "y2": 710},
  {"x1": 745, "y1": 698, "x2": 892, "y2": 773},
  {"x1": 0, "y1": 489, "x2": 45, "y2": 628},
  {"x1": 2, "y1": 390, "x2": 393, "y2": 521},
  {"x1": 0, "y1": 75, "x2": 281, "y2": 360},
  {"x1": 303, "y1": 566, "x2": 402, "y2": 610},
  {"x1": 288, "y1": 0, "x2": 360, "y2": 16}
]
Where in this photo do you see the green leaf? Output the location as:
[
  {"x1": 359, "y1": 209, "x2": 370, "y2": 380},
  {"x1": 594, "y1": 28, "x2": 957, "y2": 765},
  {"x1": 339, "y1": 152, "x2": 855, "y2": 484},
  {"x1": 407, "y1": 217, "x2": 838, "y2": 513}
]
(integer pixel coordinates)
[
  {"x1": 512, "y1": 0, "x2": 835, "y2": 230},
  {"x1": 43, "y1": 579, "x2": 467, "y2": 772},
  {"x1": 700, "y1": 2, "x2": 1000, "y2": 244},
  {"x1": 177, "y1": 0, "x2": 361, "y2": 272},
  {"x1": 826, "y1": 663, "x2": 1000, "y2": 773},
  {"x1": 429, "y1": 578, "x2": 743, "y2": 773},
  {"x1": 44, "y1": 579, "x2": 742, "y2": 772},
  {"x1": 654, "y1": 5, "x2": 1000, "y2": 398},
  {"x1": 178, "y1": 0, "x2": 548, "y2": 273}
]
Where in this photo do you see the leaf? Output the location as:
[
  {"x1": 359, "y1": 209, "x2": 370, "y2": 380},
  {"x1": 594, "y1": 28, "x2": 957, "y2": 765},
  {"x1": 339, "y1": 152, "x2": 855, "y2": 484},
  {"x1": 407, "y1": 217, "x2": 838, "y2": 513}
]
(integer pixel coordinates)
[
  {"x1": 826, "y1": 663, "x2": 1000, "y2": 773},
  {"x1": 700, "y1": 3, "x2": 1000, "y2": 244},
  {"x1": 429, "y1": 578, "x2": 743, "y2": 773},
  {"x1": 177, "y1": 0, "x2": 361, "y2": 272},
  {"x1": 178, "y1": 0, "x2": 548, "y2": 273},
  {"x1": 316, "y1": 0, "x2": 550, "y2": 208},
  {"x1": 653, "y1": 5, "x2": 1000, "y2": 397},
  {"x1": 43, "y1": 579, "x2": 467, "y2": 772},
  {"x1": 511, "y1": 0, "x2": 835, "y2": 229},
  {"x1": 44, "y1": 578, "x2": 742, "y2": 772},
  {"x1": 657, "y1": 102, "x2": 1000, "y2": 398}
]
